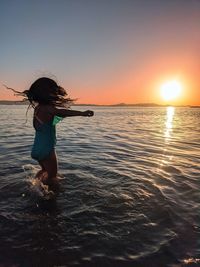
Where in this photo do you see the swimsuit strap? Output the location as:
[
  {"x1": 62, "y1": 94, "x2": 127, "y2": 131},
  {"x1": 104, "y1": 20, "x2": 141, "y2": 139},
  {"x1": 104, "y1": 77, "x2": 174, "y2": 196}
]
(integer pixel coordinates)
[{"x1": 34, "y1": 106, "x2": 44, "y2": 125}]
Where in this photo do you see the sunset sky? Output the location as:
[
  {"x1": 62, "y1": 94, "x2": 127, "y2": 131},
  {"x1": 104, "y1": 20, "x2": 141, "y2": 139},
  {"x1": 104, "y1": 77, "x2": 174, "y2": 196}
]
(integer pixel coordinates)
[{"x1": 0, "y1": 0, "x2": 199, "y2": 105}]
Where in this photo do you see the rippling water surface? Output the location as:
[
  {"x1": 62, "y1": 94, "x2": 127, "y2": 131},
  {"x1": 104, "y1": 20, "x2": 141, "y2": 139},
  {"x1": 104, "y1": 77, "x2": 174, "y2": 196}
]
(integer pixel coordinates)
[{"x1": 0, "y1": 105, "x2": 199, "y2": 267}]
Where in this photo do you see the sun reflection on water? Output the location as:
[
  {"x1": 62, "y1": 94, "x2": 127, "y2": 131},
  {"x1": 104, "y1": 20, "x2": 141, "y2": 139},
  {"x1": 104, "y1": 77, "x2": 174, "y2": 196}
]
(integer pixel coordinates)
[
  {"x1": 165, "y1": 106, "x2": 175, "y2": 141},
  {"x1": 157, "y1": 107, "x2": 175, "y2": 170}
]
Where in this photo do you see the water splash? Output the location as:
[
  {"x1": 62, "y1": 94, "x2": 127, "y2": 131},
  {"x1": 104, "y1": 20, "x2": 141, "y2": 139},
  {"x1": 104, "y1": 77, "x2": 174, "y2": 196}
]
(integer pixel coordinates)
[{"x1": 22, "y1": 164, "x2": 55, "y2": 200}]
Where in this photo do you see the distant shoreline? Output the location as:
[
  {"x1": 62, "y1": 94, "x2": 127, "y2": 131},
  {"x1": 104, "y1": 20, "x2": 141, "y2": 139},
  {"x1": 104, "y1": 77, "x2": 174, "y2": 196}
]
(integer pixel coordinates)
[{"x1": 0, "y1": 100, "x2": 199, "y2": 108}]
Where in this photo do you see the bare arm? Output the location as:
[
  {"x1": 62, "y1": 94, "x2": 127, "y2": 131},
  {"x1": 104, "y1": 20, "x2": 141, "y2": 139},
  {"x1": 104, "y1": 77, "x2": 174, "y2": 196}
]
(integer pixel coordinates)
[{"x1": 48, "y1": 106, "x2": 94, "y2": 118}]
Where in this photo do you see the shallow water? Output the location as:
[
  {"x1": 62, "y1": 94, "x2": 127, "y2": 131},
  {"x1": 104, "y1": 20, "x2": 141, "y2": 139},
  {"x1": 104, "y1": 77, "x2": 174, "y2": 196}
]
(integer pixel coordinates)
[{"x1": 0, "y1": 105, "x2": 200, "y2": 267}]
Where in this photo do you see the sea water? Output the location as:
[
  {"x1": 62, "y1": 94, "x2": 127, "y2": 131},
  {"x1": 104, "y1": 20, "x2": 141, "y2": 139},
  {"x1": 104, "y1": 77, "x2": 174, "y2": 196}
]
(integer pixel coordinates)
[{"x1": 0, "y1": 105, "x2": 199, "y2": 267}]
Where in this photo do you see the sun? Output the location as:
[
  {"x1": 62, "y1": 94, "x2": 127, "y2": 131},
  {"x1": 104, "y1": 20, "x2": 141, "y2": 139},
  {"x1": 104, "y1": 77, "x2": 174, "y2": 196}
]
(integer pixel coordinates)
[{"x1": 160, "y1": 80, "x2": 182, "y2": 101}]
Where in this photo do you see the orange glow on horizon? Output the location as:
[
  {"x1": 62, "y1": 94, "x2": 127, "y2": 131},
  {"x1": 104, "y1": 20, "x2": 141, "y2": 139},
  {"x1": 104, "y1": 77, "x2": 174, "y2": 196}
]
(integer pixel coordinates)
[{"x1": 0, "y1": 70, "x2": 199, "y2": 106}]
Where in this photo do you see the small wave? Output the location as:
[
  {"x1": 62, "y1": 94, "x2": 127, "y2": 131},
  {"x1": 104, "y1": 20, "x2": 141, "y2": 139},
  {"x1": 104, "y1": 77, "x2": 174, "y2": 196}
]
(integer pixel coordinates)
[{"x1": 0, "y1": 106, "x2": 200, "y2": 266}]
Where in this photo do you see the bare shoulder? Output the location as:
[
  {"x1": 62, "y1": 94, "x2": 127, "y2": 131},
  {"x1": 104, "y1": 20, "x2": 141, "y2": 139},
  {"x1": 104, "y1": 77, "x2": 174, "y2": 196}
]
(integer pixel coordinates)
[
  {"x1": 45, "y1": 105, "x2": 59, "y2": 115},
  {"x1": 37, "y1": 105, "x2": 55, "y2": 121}
]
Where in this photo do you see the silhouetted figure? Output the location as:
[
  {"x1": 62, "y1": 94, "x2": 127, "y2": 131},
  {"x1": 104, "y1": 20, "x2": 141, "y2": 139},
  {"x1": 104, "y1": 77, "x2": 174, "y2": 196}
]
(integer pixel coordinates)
[{"x1": 5, "y1": 77, "x2": 94, "y2": 190}]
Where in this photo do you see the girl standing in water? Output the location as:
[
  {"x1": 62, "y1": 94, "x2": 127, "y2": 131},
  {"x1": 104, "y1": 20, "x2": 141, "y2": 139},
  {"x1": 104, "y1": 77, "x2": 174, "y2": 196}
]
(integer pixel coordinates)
[{"x1": 6, "y1": 77, "x2": 94, "y2": 189}]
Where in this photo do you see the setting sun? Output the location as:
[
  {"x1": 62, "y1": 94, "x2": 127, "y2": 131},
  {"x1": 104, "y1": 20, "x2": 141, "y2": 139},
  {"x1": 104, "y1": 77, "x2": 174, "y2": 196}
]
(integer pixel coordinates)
[{"x1": 160, "y1": 80, "x2": 182, "y2": 101}]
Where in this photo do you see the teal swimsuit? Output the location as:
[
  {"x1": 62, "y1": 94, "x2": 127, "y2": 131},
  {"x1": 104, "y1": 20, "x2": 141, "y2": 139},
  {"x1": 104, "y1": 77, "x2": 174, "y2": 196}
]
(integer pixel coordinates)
[{"x1": 31, "y1": 116, "x2": 62, "y2": 161}]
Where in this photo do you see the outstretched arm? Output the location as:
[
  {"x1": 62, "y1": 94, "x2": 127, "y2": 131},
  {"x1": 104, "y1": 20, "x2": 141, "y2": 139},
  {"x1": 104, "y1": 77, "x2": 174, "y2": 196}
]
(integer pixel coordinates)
[{"x1": 49, "y1": 106, "x2": 94, "y2": 118}]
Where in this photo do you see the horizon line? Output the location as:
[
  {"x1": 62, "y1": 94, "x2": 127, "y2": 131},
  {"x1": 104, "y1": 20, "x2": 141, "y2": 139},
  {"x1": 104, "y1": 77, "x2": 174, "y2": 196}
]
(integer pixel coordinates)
[{"x1": 0, "y1": 100, "x2": 199, "y2": 107}]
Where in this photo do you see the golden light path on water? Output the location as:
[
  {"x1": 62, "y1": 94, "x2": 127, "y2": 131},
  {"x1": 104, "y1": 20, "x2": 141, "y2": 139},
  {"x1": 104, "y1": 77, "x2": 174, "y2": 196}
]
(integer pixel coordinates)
[
  {"x1": 165, "y1": 106, "x2": 175, "y2": 141},
  {"x1": 158, "y1": 106, "x2": 175, "y2": 169}
]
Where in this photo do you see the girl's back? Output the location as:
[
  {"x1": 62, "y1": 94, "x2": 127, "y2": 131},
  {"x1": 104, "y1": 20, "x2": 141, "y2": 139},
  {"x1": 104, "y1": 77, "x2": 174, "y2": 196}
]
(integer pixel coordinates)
[
  {"x1": 33, "y1": 105, "x2": 54, "y2": 129},
  {"x1": 32, "y1": 105, "x2": 57, "y2": 162}
]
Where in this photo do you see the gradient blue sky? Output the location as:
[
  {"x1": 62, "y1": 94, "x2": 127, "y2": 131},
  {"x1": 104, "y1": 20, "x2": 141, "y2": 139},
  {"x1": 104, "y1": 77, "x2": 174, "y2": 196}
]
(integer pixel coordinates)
[{"x1": 0, "y1": 0, "x2": 200, "y2": 104}]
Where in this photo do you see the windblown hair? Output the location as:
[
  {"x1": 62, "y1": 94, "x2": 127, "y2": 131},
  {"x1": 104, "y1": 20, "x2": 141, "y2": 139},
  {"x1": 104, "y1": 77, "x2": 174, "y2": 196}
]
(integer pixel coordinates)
[{"x1": 4, "y1": 77, "x2": 74, "y2": 108}]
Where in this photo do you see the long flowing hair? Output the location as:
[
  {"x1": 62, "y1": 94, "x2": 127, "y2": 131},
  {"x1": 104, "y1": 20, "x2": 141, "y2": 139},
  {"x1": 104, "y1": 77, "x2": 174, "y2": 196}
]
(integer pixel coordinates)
[{"x1": 4, "y1": 77, "x2": 74, "y2": 114}]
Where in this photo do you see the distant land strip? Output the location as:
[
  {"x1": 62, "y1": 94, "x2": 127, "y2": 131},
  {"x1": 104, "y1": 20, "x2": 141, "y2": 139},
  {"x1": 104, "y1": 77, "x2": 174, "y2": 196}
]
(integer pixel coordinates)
[{"x1": 0, "y1": 100, "x2": 199, "y2": 108}]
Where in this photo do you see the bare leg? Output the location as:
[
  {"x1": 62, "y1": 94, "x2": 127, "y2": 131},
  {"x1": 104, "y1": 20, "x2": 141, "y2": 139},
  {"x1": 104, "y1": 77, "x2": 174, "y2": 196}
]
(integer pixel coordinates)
[
  {"x1": 39, "y1": 150, "x2": 58, "y2": 189},
  {"x1": 34, "y1": 162, "x2": 46, "y2": 180}
]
